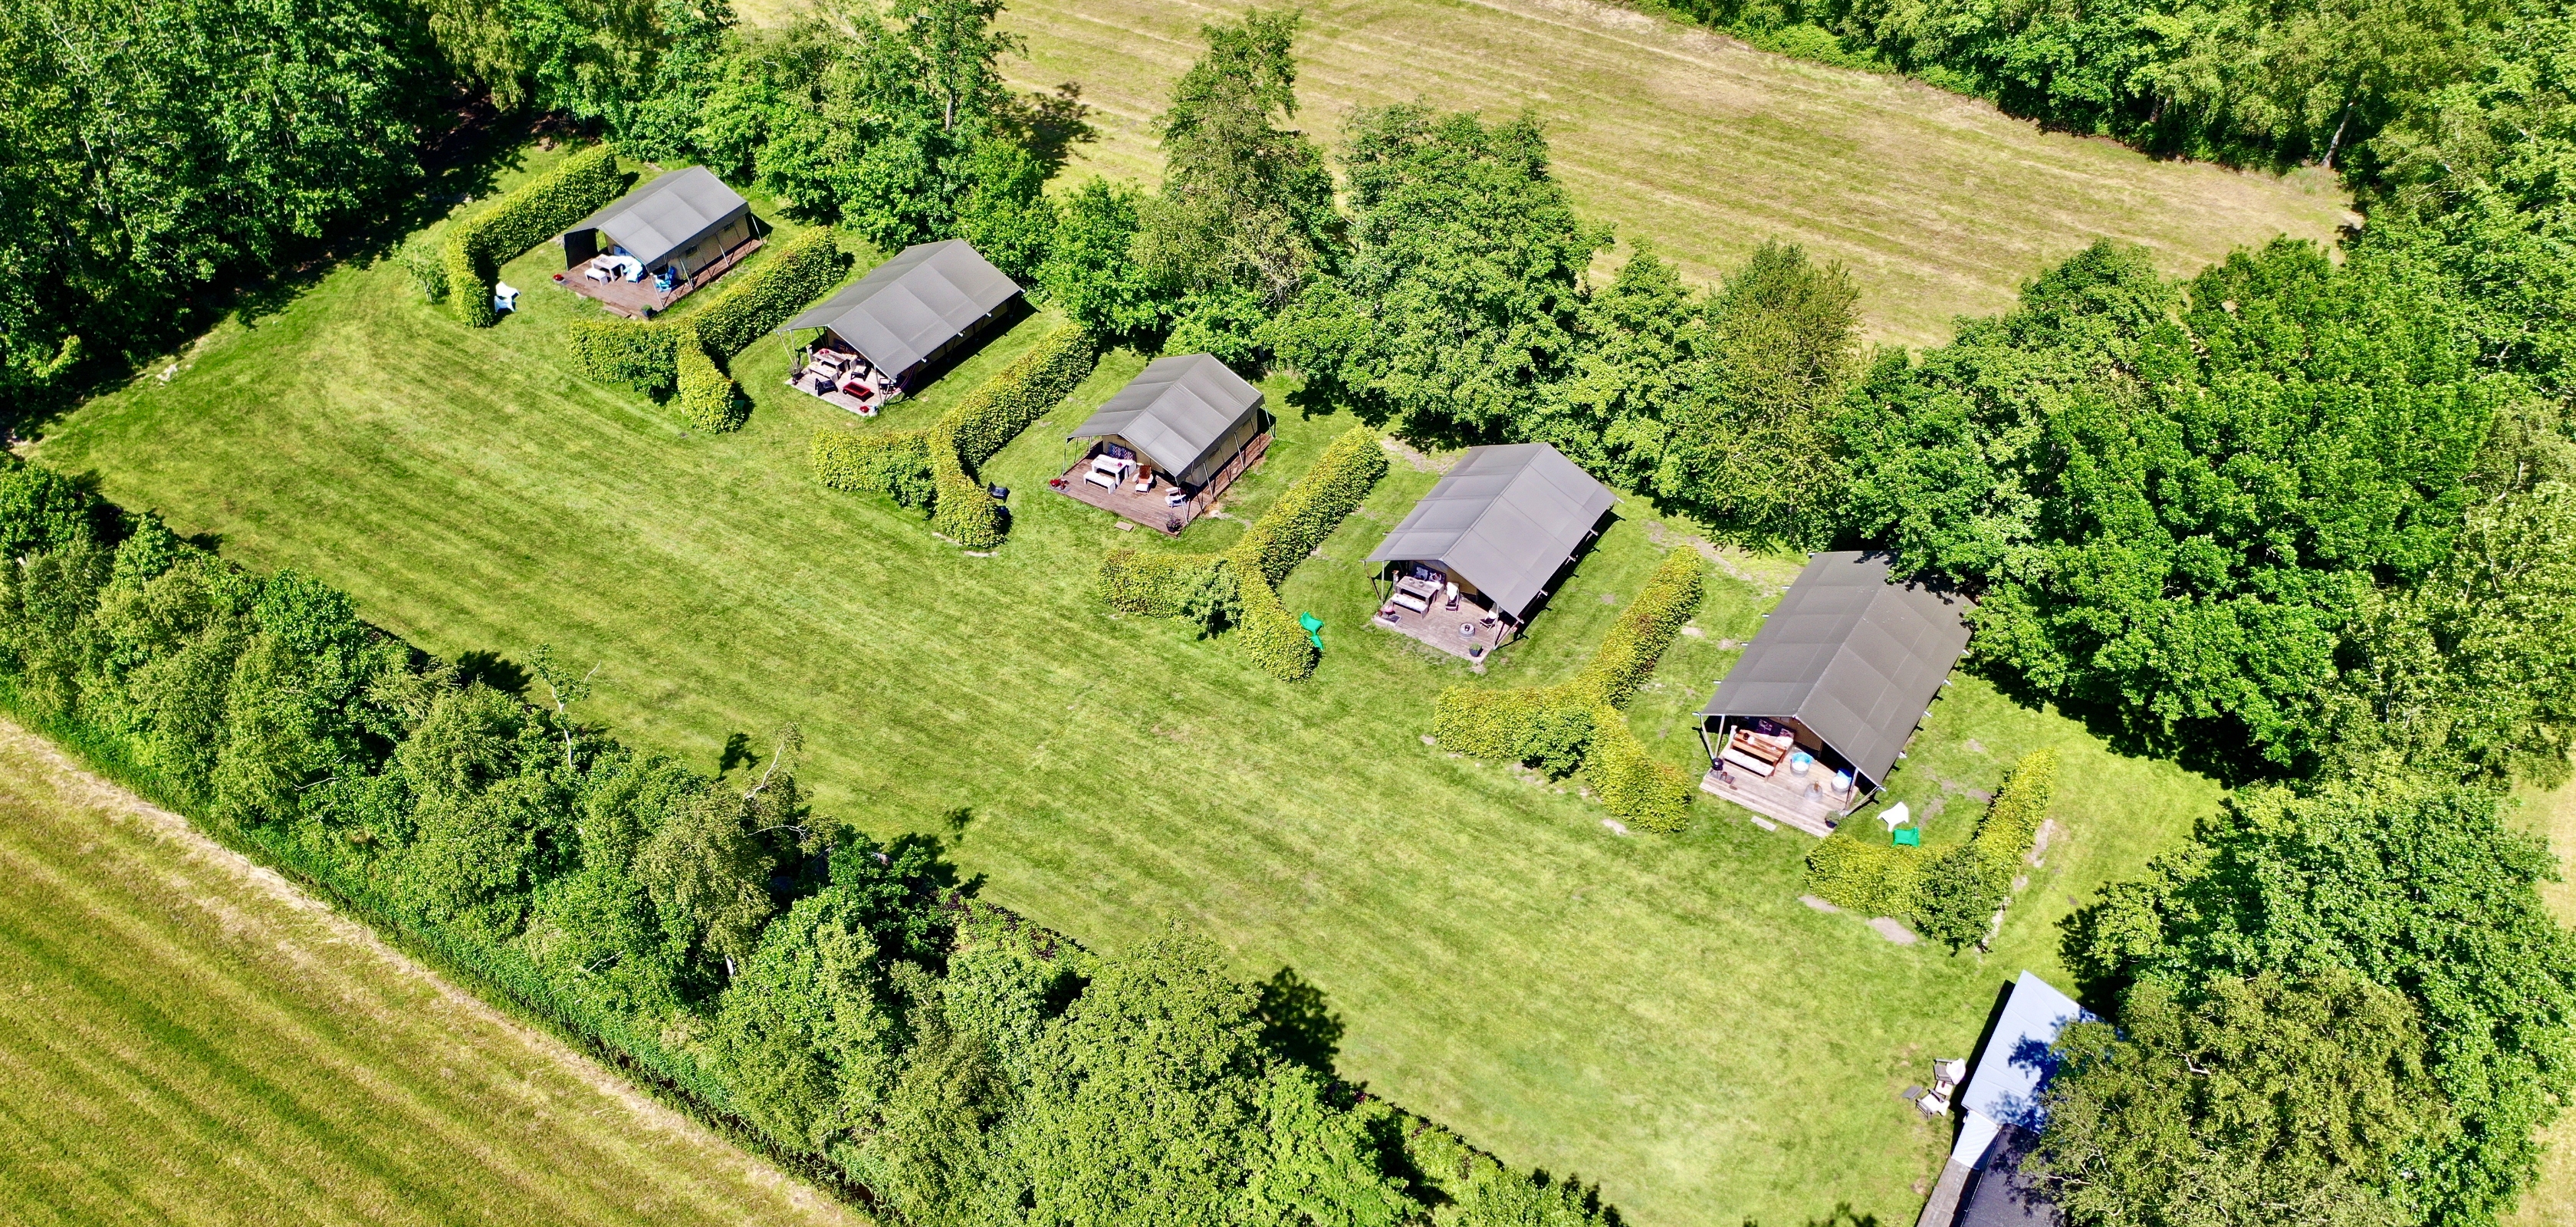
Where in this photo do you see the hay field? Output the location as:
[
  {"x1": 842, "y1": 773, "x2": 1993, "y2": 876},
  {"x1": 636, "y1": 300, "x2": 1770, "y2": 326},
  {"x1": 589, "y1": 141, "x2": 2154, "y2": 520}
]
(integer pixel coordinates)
[
  {"x1": 0, "y1": 719, "x2": 861, "y2": 1227},
  {"x1": 740, "y1": 0, "x2": 2354, "y2": 346}
]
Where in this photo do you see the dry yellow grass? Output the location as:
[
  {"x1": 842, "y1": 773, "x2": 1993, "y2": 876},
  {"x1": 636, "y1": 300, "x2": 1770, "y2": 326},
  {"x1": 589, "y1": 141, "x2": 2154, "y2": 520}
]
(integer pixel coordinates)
[
  {"x1": 2508, "y1": 776, "x2": 2576, "y2": 1226},
  {"x1": 0, "y1": 719, "x2": 863, "y2": 1227},
  {"x1": 741, "y1": 0, "x2": 2354, "y2": 345}
]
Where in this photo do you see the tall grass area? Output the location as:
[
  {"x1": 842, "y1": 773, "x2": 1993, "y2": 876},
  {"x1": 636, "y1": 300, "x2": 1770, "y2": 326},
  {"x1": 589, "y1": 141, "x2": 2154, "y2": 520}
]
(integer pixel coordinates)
[
  {"x1": 959, "y1": 0, "x2": 2351, "y2": 347},
  {"x1": 0, "y1": 722, "x2": 861, "y2": 1227},
  {"x1": 38, "y1": 196, "x2": 2223, "y2": 1222}
]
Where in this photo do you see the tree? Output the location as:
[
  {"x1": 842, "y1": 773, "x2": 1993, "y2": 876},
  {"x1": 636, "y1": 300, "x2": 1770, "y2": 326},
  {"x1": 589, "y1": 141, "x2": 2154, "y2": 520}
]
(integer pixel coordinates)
[
  {"x1": 1136, "y1": 8, "x2": 1342, "y2": 313},
  {"x1": 1525, "y1": 248, "x2": 1710, "y2": 493},
  {"x1": 635, "y1": 775, "x2": 778, "y2": 975},
  {"x1": 713, "y1": 886, "x2": 909, "y2": 1156},
  {"x1": 1653, "y1": 242, "x2": 1859, "y2": 544},
  {"x1": 1267, "y1": 107, "x2": 1608, "y2": 440},
  {"x1": 1842, "y1": 238, "x2": 2492, "y2": 765},
  {"x1": 1040, "y1": 179, "x2": 1165, "y2": 344},
  {"x1": 2062, "y1": 777, "x2": 2576, "y2": 1222},
  {"x1": 2032, "y1": 971, "x2": 2445, "y2": 1227}
]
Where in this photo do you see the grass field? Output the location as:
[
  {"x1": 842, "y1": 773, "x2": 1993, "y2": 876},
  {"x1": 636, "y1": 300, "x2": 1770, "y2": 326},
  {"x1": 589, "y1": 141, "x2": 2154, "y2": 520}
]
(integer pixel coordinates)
[
  {"x1": 754, "y1": 0, "x2": 2341, "y2": 347},
  {"x1": 0, "y1": 717, "x2": 862, "y2": 1227},
  {"x1": 30, "y1": 151, "x2": 2229, "y2": 1225}
]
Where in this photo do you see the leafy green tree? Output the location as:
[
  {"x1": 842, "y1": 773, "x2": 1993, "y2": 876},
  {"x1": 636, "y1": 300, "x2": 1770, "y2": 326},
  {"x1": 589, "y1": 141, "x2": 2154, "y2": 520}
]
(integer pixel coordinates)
[
  {"x1": 1653, "y1": 242, "x2": 1859, "y2": 544},
  {"x1": 2062, "y1": 777, "x2": 2576, "y2": 1222},
  {"x1": 713, "y1": 886, "x2": 910, "y2": 1156},
  {"x1": 2032, "y1": 971, "x2": 2445, "y2": 1227},
  {"x1": 863, "y1": 1006, "x2": 1015, "y2": 1227},
  {"x1": 635, "y1": 775, "x2": 779, "y2": 975},
  {"x1": 1843, "y1": 238, "x2": 2492, "y2": 765},
  {"x1": 1040, "y1": 179, "x2": 1166, "y2": 344},
  {"x1": 1136, "y1": 8, "x2": 1342, "y2": 313},
  {"x1": 0, "y1": 0, "x2": 435, "y2": 404},
  {"x1": 379, "y1": 683, "x2": 575, "y2": 940},
  {"x1": 1267, "y1": 107, "x2": 1608, "y2": 439},
  {"x1": 1525, "y1": 248, "x2": 1710, "y2": 492}
]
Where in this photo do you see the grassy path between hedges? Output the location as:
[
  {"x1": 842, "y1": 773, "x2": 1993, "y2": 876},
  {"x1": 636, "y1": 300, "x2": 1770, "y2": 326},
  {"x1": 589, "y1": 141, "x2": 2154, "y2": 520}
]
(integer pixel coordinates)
[
  {"x1": 737, "y1": 0, "x2": 2350, "y2": 347},
  {"x1": 34, "y1": 192, "x2": 2232, "y2": 1223},
  {"x1": 0, "y1": 717, "x2": 862, "y2": 1227}
]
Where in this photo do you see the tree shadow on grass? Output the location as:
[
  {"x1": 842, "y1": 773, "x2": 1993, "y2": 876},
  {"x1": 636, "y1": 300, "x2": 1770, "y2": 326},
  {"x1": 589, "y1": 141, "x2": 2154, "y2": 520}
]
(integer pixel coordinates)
[
  {"x1": 453, "y1": 649, "x2": 529, "y2": 696},
  {"x1": 1257, "y1": 965, "x2": 1346, "y2": 1074}
]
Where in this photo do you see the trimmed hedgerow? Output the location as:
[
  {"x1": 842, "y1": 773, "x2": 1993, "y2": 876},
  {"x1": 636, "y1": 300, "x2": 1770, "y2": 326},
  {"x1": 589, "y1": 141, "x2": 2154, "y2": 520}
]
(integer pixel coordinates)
[
  {"x1": 1972, "y1": 748, "x2": 2056, "y2": 891},
  {"x1": 1089, "y1": 425, "x2": 1387, "y2": 682},
  {"x1": 1233, "y1": 427, "x2": 1389, "y2": 587},
  {"x1": 812, "y1": 324, "x2": 1095, "y2": 550},
  {"x1": 1576, "y1": 548, "x2": 1706, "y2": 710},
  {"x1": 1807, "y1": 834, "x2": 1924, "y2": 916},
  {"x1": 1430, "y1": 547, "x2": 1707, "y2": 830},
  {"x1": 567, "y1": 318, "x2": 678, "y2": 393},
  {"x1": 447, "y1": 143, "x2": 621, "y2": 327},
  {"x1": 1583, "y1": 713, "x2": 1691, "y2": 833},
  {"x1": 944, "y1": 324, "x2": 1097, "y2": 470},
  {"x1": 672, "y1": 329, "x2": 744, "y2": 432},
  {"x1": 1802, "y1": 747, "x2": 2058, "y2": 946},
  {"x1": 689, "y1": 228, "x2": 846, "y2": 358},
  {"x1": 812, "y1": 429, "x2": 935, "y2": 508}
]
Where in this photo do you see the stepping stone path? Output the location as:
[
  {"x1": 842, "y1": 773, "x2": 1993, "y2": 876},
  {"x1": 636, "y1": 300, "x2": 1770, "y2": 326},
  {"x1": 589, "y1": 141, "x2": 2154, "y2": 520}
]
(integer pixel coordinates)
[
  {"x1": 1868, "y1": 917, "x2": 1920, "y2": 946},
  {"x1": 1799, "y1": 894, "x2": 1841, "y2": 913}
]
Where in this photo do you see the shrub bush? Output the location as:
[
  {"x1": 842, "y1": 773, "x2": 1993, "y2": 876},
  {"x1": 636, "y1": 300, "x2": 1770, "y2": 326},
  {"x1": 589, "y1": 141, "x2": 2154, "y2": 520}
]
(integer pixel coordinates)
[
  {"x1": 813, "y1": 429, "x2": 935, "y2": 508},
  {"x1": 1099, "y1": 548, "x2": 1228, "y2": 620},
  {"x1": 567, "y1": 319, "x2": 678, "y2": 393},
  {"x1": 672, "y1": 330, "x2": 744, "y2": 432},
  {"x1": 1430, "y1": 548, "x2": 1705, "y2": 828},
  {"x1": 1582, "y1": 712, "x2": 1693, "y2": 831},
  {"x1": 1576, "y1": 548, "x2": 1706, "y2": 709},
  {"x1": 1806, "y1": 834, "x2": 1923, "y2": 916},
  {"x1": 445, "y1": 144, "x2": 622, "y2": 327},
  {"x1": 944, "y1": 325, "x2": 1098, "y2": 468},
  {"x1": 1233, "y1": 571, "x2": 1317, "y2": 680},
  {"x1": 1911, "y1": 846, "x2": 2000, "y2": 951},
  {"x1": 1972, "y1": 748, "x2": 2056, "y2": 893},
  {"x1": 1232, "y1": 427, "x2": 1388, "y2": 587},
  {"x1": 690, "y1": 228, "x2": 848, "y2": 358}
]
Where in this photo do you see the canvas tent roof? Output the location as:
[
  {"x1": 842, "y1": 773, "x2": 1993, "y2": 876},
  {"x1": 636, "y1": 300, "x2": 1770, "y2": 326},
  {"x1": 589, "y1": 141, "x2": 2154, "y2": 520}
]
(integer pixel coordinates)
[
  {"x1": 1066, "y1": 355, "x2": 1263, "y2": 480},
  {"x1": 1365, "y1": 443, "x2": 1614, "y2": 620},
  {"x1": 561, "y1": 166, "x2": 746, "y2": 271},
  {"x1": 1697, "y1": 551, "x2": 1972, "y2": 788},
  {"x1": 777, "y1": 239, "x2": 1019, "y2": 376},
  {"x1": 1960, "y1": 972, "x2": 2088, "y2": 1134}
]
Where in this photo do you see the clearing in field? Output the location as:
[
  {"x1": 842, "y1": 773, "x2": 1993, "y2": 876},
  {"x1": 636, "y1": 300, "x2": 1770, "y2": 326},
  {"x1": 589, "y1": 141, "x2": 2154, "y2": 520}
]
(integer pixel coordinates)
[
  {"x1": 34, "y1": 156, "x2": 2229, "y2": 1224},
  {"x1": 0, "y1": 718, "x2": 862, "y2": 1227},
  {"x1": 916, "y1": 0, "x2": 2348, "y2": 346}
]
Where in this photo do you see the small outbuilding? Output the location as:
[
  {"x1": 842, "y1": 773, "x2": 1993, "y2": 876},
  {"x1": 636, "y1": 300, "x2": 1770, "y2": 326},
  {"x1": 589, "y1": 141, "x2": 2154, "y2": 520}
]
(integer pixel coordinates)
[
  {"x1": 1697, "y1": 551, "x2": 1972, "y2": 834},
  {"x1": 1055, "y1": 354, "x2": 1271, "y2": 534},
  {"x1": 1914, "y1": 972, "x2": 2088, "y2": 1227},
  {"x1": 776, "y1": 240, "x2": 1021, "y2": 410},
  {"x1": 555, "y1": 166, "x2": 758, "y2": 317},
  {"x1": 1365, "y1": 442, "x2": 1615, "y2": 661}
]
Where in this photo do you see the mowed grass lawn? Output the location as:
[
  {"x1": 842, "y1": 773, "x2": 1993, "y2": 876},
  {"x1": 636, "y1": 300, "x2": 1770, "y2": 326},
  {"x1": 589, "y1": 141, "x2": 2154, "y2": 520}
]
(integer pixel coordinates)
[
  {"x1": 0, "y1": 717, "x2": 862, "y2": 1227},
  {"x1": 738, "y1": 0, "x2": 2351, "y2": 347},
  {"x1": 38, "y1": 174, "x2": 2221, "y2": 1222}
]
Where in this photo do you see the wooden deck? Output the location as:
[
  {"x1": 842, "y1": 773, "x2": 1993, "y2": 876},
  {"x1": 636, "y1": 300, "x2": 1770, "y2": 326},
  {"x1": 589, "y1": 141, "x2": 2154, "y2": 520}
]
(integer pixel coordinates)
[
  {"x1": 784, "y1": 359, "x2": 898, "y2": 418},
  {"x1": 552, "y1": 236, "x2": 764, "y2": 319},
  {"x1": 1699, "y1": 764, "x2": 1857, "y2": 837},
  {"x1": 1372, "y1": 597, "x2": 1508, "y2": 663},
  {"x1": 1051, "y1": 433, "x2": 1270, "y2": 535}
]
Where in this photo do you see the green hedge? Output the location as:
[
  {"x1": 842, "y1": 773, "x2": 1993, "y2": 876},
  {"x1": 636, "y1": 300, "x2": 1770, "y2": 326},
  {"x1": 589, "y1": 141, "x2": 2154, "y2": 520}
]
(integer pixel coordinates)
[
  {"x1": 813, "y1": 429, "x2": 935, "y2": 508},
  {"x1": 446, "y1": 144, "x2": 621, "y2": 327},
  {"x1": 1430, "y1": 547, "x2": 1706, "y2": 829},
  {"x1": 1806, "y1": 834, "x2": 1924, "y2": 916},
  {"x1": 672, "y1": 329, "x2": 744, "y2": 432},
  {"x1": 1232, "y1": 426, "x2": 1389, "y2": 587},
  {"x1": 1583, "y1": 712, "x2": 1692, "y2": 833},
  {"x1": 1576, "y1": 548, "x2": 1706, "y2": 709},
  {"x1": 691, "y1": 228, "x2": 846, "y2": 358},
  {"x1": 1100, "y1": 548, "x2": 1227, "y2": 618},
  {"x1": 813, "y1": 324, "x2": 1096, "y2": 550},
  {"x1": 567, "y1": 318, "x2": 677, "y2": 393},
  {"x1": 943, "y1": 324, "x2": 1097, "y2": 470},
  {"x1": 1088, "y1": 424, "x2": 1385, "y2": 682},
  {"x1": 1801, "y1": 747, "x2": 2058, "y2": 938}
]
